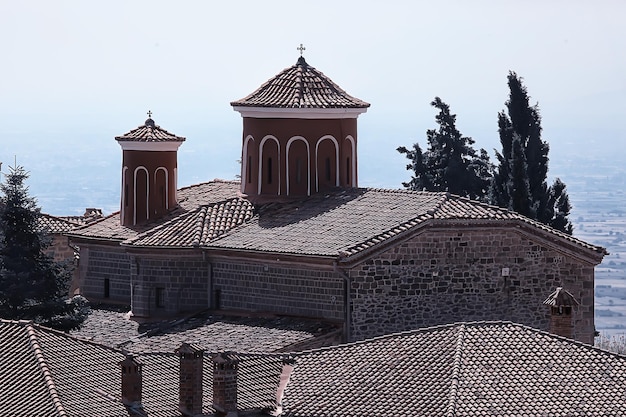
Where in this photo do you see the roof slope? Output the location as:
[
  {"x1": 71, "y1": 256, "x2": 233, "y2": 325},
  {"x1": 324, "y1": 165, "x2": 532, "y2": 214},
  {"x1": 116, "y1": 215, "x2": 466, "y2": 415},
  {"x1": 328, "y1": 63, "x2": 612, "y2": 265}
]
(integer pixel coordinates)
[
  {"x1": 115, "y1": 117, "x2": 185, "y2": 143},
  {"x1": 231, "y1": 57, "x2": 370, "y2": 109},
  {"x1": 68, "y1": 180, "x2": 242, "y2": 242},
  {"x1": 4, "y1": 320, "x2": 626, "y2": 416},
  {"x1": 283, "y1": 322, "x2": 626, "y2": 416},
  {"x1": 208, "y1": 188, "x2": 605, "y2": 260},
  {"x1": 70, "y1": 183, "x2": 604, "y2": 260}
]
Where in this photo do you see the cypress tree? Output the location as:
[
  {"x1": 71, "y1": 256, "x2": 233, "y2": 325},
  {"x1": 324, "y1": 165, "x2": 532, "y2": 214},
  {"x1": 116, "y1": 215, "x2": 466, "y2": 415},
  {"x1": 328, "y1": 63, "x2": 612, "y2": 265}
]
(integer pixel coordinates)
[
  {"x1": 0, "y1": 165, "x2": 88, "y2": 331},
  {"x1": 491, "y1": 72, "x2": 573, "y2": 234},
  {"x1": 398, "y1": 97, "x2": 492, "y2": 200}
]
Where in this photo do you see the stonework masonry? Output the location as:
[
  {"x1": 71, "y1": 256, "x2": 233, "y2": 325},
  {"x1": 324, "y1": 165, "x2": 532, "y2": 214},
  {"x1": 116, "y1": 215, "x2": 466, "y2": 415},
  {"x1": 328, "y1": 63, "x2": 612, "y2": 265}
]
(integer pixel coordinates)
[
  {"x1": 348, "y1": 226, "x2": 595, "y2": 344},
  {"x1": 212, "y1": 259, "x2": 344, "y2": 321},
  {"x1": 81, "y1": 245, "x2": 131, "y2": 303},
  {"x1": 75, "y1": 226, "x2": 597, "y2": 344},
  {"x1": 130, "y1": 252, "x2": 210, "y2": 317}
]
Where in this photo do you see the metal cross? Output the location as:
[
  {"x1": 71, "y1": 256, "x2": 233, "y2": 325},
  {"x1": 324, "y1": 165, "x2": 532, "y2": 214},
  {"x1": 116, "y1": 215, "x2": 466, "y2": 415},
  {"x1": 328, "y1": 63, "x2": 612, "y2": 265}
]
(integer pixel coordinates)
[
  {"x1": 147, "y1": 110, "x2": 152, "y2": 118},
  {"x1": 297, "y1": 43, "x2": 306, "y2": 56}
]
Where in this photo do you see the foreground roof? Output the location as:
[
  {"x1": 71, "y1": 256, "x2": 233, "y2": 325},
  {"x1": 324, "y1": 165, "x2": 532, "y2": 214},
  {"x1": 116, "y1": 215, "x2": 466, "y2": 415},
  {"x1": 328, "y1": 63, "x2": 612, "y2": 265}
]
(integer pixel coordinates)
[
  {"x1": 230, "y1": 56, "x2": 370, "y2": 109},
  {"x1": 69, "y1": 182, "x2": 606, "y2": 263},
  {"x1": 4, "y1": 320, "x2": 626, "y2": 416}
]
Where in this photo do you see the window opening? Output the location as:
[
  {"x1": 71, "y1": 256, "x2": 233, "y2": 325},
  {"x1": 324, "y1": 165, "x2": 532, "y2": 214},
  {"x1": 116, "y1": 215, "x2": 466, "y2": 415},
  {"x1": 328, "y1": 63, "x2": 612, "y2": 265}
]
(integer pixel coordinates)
[
  {"x1": 296, "y1": 158, "x2": 302, "y2": 184},
  {"x1": 247, "y1": 156, "x2": 252, "y2": 183},
  {"x1": 346, "y1": 157, "x2": 351, "y2": 185},
  {"x1": 155, "y1": 287, "x2": 165, "y2": 308},
  {"x1": 325, "y1": 157, "x2": 331, "y2": 182},
  {"x1": 267, "y1": 157, "x2": 273, "y2": 184}
]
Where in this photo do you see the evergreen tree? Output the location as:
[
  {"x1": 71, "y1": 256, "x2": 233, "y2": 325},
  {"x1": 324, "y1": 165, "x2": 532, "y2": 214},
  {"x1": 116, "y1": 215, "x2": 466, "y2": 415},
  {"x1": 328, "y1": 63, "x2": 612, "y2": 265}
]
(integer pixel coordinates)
[
  {"x1": 0, "y1": 165, "x2": 88, "y2": 331},
  {"x1": 398, "y1": 97, "x2": 492, "y2": 200},
  {"x1": 491, "y1": 72, "x2": 573, "y2": 234}
]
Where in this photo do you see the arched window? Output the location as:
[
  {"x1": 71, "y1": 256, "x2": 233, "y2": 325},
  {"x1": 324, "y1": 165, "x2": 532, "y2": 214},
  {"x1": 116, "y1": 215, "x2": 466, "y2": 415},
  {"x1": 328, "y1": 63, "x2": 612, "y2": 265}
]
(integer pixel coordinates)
[
  {"x1": 315, "y1": 135, "x2": 339, "y2": 192},
  {"x1": 258, "y1": 136, "x2": 280, "y2": 195},
  {"x1": 286, "y1": 136, "x2": 310, "y2": 196},
  {"x1": 155, "y1": 167, "x2": 168, "y2": 215},
  {"x1": 134, "y1": 166, "x2": 149, "y2": 225}
]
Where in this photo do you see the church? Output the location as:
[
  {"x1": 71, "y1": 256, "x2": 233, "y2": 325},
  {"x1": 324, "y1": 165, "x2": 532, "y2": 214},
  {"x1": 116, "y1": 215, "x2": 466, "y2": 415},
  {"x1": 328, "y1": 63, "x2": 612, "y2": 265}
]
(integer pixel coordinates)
[{"x1": 68, "y1": 54, "x2": 606, "y2": 344}]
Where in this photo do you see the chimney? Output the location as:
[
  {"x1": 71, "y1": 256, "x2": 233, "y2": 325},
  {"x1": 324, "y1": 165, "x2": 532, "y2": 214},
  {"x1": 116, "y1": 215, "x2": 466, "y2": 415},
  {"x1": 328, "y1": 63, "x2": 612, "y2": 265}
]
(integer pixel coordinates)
[
  {"x1": 543, "y1": 287, "x2": 579, "y2": 339},
  {"x1": 212, "y1": 351, "x2": 239, "y2": 417},
  {"x1": 119, "y1": 355, "x2": 142, "y2": 404},
  {"x1": 176, "y1": 343, "x2": 204, "y2": 416}
]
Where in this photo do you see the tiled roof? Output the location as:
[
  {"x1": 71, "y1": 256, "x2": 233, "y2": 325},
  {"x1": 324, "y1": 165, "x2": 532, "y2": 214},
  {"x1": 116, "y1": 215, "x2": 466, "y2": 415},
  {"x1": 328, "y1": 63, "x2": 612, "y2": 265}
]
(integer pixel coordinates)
[
  {"x1": 71, "y1": 308, "x2": 337, "y2": 355},
  {"x1": 68, "y1": 180, "x2": 242, "y2": 242},
  {"x1": 37, "y1": 213, "x2": 83, "y2": 234},
  {"x1": 115, "y1": 118, "x2": 185, "y2": 143},
  {"x1": 71, "y1": 183, "x2": 605, "y2": 260},
  {"x1": 208, "y1": 188, "x2": 605, "y2": 260},
  {"x1": 281, "y1": 321, "x2": 626, "y2": 416},
  {"x1": 5, "y1": 320, "x2": 626, "y2": 416},
  {"x1": 124, "y1": 197, "x2": 254, "y2": 248},
  {"x1": 230, "y1": 57, "x2": 370, "y2": 109}
]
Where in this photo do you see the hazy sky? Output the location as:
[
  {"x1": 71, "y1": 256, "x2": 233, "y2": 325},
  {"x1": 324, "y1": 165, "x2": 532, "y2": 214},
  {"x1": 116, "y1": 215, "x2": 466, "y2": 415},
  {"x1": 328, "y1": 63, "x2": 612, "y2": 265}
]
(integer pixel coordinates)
[{"x1": 1, "y1": 1, "x2": 625, "y2": 214}]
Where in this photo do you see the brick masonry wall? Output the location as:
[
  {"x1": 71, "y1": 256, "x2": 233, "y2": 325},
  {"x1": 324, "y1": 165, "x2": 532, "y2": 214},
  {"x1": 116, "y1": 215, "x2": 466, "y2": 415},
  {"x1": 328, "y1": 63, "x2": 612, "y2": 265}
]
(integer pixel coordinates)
[
  {"x1": 349, "y1": 227, "x2": 595, "y2": 344},
  {"x1": 212, "y1": 260, "x2": 344, "y2": 321},
  {"x1": 47, "y1": 234, "x2": 79, "y2": 295},
  {"x1": 131, "y1": 254, "x2": 210, "y2": 317},
  {"x1": 81, "y1": 245, "x2": 131, "y2": 303}
]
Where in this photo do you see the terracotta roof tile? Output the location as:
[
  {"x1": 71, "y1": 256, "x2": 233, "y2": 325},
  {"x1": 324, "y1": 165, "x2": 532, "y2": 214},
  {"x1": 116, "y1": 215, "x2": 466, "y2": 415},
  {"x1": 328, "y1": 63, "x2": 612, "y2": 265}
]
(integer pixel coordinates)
[
  {"x1": 209, "y1": 188, "x2": 605, "y2": 259},
  {"x1": 68, "y1": 180, "x2": 241, "y2": 242},
  {"x1": 5, "y1": 320, "x2": 626, "y2": 416},
  {"x1": 231, "y1": 57, "x2": 370, "y2": 109},
  {"x1": 71, "y1": 309, "x2": 336, "y2": 355},
  {"x1": 124, "y1": 197, "x2": 254, "y2": 248},
  {"x1": 70, "y1": 183, "x2": 605, "y2": 260},
  {"x1": 282, "y1": 322, "x2": 626, "y2": 416},
  {"x1": 115, "y1": 118, "x2": 185, "y2": 143}
]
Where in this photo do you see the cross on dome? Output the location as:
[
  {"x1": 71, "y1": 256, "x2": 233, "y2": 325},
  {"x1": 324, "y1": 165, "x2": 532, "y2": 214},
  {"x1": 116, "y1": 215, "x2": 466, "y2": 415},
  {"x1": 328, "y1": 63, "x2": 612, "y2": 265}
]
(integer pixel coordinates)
[
  {"x1": 147, "y1": 110, "x2": 152, "y2": 118},
  {"x1": 297, "y1": 43, "x2": 306, "y2": 56}
]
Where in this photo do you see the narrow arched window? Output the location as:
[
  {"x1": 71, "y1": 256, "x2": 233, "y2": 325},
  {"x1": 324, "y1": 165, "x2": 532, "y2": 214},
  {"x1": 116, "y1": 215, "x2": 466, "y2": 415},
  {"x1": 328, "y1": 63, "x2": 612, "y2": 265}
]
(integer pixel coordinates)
[
  {"x1": 296, "y1": 158, "x2": 302, "y2": 184},
  {"x1": 247, "y1": 156, "x2": 252, "y2": 183},
  {"x1": 346, "y1": 157, "x2": 351, "y2": 185},
  {"x1": 124, "y1": 184, "x2": 129, "y2": 207},
  {"x1": 267, "y1": 157, "x2": 273, "y2": 184},
  {"x1": 325, "y1": 157, "x2": 331, "y2": 182}
]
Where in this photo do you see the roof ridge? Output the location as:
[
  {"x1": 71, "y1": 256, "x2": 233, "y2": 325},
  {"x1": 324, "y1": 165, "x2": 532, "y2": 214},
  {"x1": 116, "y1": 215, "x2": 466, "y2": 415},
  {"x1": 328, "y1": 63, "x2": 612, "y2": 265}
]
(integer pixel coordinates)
[
  {"x1": 445, "y1": 324, "x2": 465, "y2": 417},
  {"x1": 177, "y1": 179, "x2": 241, "y2": 192},
  {"x1": 25, "y1": 324, "x2": 70, "y2": 417}
]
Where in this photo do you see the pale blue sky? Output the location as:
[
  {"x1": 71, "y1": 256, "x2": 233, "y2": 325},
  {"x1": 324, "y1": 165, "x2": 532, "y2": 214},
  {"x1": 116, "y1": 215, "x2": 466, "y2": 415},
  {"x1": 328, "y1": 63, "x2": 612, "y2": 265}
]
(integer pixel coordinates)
[{"x1": 1, "y1": 1, "x2": 625, "y2": 214}]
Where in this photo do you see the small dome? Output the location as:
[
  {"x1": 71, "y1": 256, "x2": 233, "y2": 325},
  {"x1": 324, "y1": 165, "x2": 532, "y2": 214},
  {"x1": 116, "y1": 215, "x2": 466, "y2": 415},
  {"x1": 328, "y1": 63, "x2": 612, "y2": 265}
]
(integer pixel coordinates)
[{"x1": 145, "y1": 118, "x2": 155, "y2": 127}]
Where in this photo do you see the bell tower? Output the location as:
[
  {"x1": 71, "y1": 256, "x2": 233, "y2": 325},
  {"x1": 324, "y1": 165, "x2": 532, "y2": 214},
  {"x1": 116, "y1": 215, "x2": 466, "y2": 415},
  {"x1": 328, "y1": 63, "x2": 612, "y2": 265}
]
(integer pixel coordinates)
[
  {"x1": 231, "y1": 47, "x2": 369, "y2": 202},
  {"x1": 116, "y1": 112, "x2": 185, "y2": 226}
]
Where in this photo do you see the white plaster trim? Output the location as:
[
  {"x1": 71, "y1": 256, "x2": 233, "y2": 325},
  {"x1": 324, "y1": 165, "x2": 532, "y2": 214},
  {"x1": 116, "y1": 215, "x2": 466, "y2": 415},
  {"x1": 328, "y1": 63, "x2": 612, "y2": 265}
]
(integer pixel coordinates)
[
  {"x1": 121, "y1": 166, "x2": 128, "y2": 225},
  {"x1": 233, "y1": 106, "x2": 367, "y2": 119},
  {"x1": 174, "y1": 167, "x2": 178, "y2": 204},
  {"x1": 286, "y1": 136, "x2": 311, "y2": 196},
  {"x1": 154, "y1": 167, "x2": 169, "y2": 210},
  {"x1": 345, "y1": 135, "x2": 357, "y2": 187},
  {"x1": 133, "y1": 166, "x2": 149, "y2": 225},
  {"x1": 242, "y1": 135, "x2": 255, "y2": 193},
  {"x1": 315, "y1": 135, "x2": 340, "y2": 192},
  {"x1": 258, "y1": 135, "x2": 281, "y2": 195},
  {"x1": 117, "y1": 141, "x2": 183, "y2": 152}
]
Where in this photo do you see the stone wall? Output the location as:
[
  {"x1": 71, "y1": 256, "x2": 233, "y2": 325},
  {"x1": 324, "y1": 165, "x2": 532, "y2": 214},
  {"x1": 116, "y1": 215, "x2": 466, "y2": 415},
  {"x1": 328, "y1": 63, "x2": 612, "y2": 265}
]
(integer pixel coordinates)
[
  {"x1": 212, "y1": 259, "x2": 344, "y2": 321},
  {"x1": 47, "y1": 234, "x2": 79, "y2": 295},
  {"x1": 80, "y1": 245, "x2": 131, "y2": 303},
  {"x1": 131, "y1": 253, "x2": 210, "y2": 317},
  {"x1": 348, "y1": 227, "x2": 595, "y2": 344}
]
